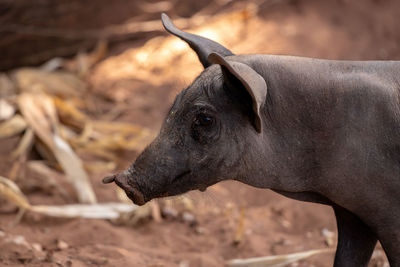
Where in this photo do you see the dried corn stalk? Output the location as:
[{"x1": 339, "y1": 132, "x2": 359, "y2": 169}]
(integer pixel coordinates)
[
  {"x1": 11, "y1": 128, "x2": 34, "y2": 159},
  {"x1": 13, "y1": 68, "x2": 85, "y2": 98},
  {"x1": 18, "y1": 93, "x2": 96, "y2": 203},
  {"x1": 84, "y1": 160, "x2": 116, "y2": 173},
  {"x1": 31, "y1": 203, "x2": 136, "y2": 219},
  {"x1": 0, "y1": 176, "x2": 30, "y2": 210},
  {"x1": 0, "y1": 99, "x2": 15, "y2": 121},
  {"x1": 0, "y1": 176, "x2": 136, "y2": 219},
  {"x1": 54, "y1": 97, "x2": 152, "y2": 153},
  {"x1": 27, "y1": 161, "x2": 70, "y2": 200},
  {"x1": 0, "y1": 114, "x2": 27, "y2": 139}
]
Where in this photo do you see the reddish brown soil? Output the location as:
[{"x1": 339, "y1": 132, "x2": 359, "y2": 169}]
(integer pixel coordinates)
[{"x1": 1, "y1": 0, "x2": 399, "y2": 266}]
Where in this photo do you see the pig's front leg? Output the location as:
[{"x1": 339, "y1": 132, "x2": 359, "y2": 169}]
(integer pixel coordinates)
[{"x1": 333, "y1": 206, "x2": 377, "y2": 267}]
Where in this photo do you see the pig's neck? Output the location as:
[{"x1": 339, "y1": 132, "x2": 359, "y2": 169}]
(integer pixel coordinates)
[{"x1": 237, "y1": 56, "x2": 354, "y2": 193}]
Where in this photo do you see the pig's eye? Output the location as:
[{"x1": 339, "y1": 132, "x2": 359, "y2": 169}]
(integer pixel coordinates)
[
  {"x1": 194, "y1": 113, "x2": 214, "y2": 127},
  {"x1": 191, "y1": 111, "x2": 218, "y2": 143}
]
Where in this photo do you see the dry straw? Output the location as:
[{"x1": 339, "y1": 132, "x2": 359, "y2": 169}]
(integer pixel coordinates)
[{"x1": 0, "y1": 176, "x2": 136, "y2": 219}]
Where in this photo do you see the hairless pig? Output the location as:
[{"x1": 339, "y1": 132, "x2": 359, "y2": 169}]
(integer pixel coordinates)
[{"x1": 103, "y1": 13, "x2": 400, "y2": 267}]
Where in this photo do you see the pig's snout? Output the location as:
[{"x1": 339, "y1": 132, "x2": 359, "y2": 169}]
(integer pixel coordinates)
[
  {"x1": 102, "y1": 171, "x2": 146, "y2": 206},
  {"x1": 102, "y1": 174, "x2": 116, "y2": 184}
]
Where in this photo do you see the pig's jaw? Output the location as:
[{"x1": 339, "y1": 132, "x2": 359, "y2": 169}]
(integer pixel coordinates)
[{"x1": 103, "y1": 169, "x2": 212, "y2": 204}]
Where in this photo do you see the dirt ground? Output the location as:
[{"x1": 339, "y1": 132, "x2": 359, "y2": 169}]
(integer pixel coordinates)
[{"x1": 1, "y1": 0, "x2": 399, "y2": 266}]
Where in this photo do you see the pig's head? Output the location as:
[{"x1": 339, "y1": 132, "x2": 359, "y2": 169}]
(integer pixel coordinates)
[{"x1": 103, "y1": 14, "x2": 268, "y2": 205}]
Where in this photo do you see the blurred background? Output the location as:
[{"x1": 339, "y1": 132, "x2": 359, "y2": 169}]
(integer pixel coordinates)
[{"x1": 0, "y1": 0, "x2": 399, "y2": 266}]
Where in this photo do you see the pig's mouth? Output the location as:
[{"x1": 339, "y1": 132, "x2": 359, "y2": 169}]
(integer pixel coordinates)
[
  {"x1": 102, "y1": 172, "x2": 147, "y2": 206},
  {"x1": 169, "y1": 170, "x2": 208, "y2": 193},
  {"x1": 170, "y1": 170, "x2": 191, "y2": 185},
  {"x1": 103, "y1": 169, "x2": 208, "y2": 205}
]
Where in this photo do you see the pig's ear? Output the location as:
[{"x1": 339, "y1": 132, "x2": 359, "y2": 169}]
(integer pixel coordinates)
[
  {"x1": 161, "y1": 13, "x2": 234, "y2": 68},
  {"x1": 208, "y1": 52, "x2": 267, "y2": 133}
]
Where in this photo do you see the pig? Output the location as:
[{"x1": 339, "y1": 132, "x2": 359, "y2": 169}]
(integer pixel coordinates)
[{"x1": 103, "y1": 13, "x2": 400, "y2": 267}]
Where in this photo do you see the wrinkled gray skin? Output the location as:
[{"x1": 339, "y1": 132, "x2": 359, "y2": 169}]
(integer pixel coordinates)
[{"x1": 103, "y1": 14, "x2": 400, "y2": 266}]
